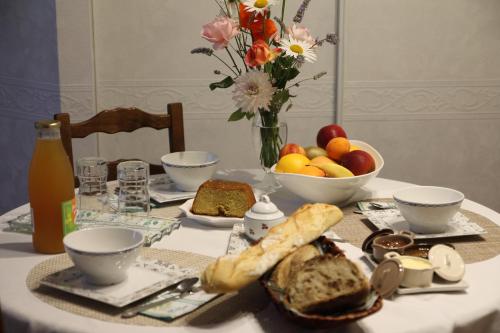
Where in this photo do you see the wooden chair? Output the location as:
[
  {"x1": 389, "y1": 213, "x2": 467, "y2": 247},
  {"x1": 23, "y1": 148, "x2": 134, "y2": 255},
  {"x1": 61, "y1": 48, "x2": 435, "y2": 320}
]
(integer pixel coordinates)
[{"x1": 55, "y1": 103, "x2": 185, "y2": 184}]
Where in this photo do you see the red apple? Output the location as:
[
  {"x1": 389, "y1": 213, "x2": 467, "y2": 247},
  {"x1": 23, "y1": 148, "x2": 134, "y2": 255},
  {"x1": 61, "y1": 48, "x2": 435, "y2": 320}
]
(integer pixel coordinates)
[
  {"x1": 279, "y1": 143, "x2": 306, "y2": 158},
  {"x1": 316, "y1": 124, "x2": 347, "y2": 149},
  {"x1": 340, "y1": 150, "x2": 375, "y2": 176}
]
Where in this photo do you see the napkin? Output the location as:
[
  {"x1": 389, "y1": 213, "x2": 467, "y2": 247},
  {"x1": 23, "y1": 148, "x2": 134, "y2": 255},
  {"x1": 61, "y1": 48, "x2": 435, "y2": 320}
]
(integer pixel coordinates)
[{"x1": 5, "y1": 210, "x2": 181, "y2": 246}]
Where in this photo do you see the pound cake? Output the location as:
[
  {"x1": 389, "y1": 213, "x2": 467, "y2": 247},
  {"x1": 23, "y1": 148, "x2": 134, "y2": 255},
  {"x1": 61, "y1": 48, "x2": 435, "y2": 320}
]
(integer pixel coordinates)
[{"x1": 191, "y1": 179, "x2": 256, "y2": 218}]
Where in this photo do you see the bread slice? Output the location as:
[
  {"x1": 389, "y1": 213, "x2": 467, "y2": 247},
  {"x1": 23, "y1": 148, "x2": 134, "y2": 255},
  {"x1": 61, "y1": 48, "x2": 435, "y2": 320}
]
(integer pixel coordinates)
[
  {"x1": 201, "y1": 203, "x2": 344, "y2": 293},
  {"x1": 271, "y1": 244, "x2": 321, "y2": 290},
  {"x1": 191, "y1": 179, "x2": 256, "y2": 218},
  {"x1": 286, "y1": 254, "x2": 370, "y2": 314}
]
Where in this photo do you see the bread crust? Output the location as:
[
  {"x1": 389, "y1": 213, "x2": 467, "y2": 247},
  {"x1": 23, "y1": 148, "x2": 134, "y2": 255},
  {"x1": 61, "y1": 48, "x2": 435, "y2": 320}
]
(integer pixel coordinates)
[{"x1": 201, "y1": 203, "x2": 343, "y2": 293}]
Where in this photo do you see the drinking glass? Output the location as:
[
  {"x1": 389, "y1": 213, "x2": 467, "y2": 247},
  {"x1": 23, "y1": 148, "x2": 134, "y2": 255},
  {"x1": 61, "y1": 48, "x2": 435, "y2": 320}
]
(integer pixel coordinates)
[
  {"x1": 117, "y1": 161, "x2": 150, "y2": 217},
  {"x1": 77, "y1": 157, "x2": 108, "y2": 212}
]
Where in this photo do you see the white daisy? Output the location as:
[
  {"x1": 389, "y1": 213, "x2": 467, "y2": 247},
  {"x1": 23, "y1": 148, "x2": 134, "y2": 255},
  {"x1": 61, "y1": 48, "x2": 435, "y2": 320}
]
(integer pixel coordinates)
[
  {"x1": 242, "y1": 0, "x2": 276, "y2": 16},
  {"x1": 233, "y1": 71, "x2": 276, "y2": 114},
  {"x1": 279, "y1": 38, "x2": 317, "y2": 63}
]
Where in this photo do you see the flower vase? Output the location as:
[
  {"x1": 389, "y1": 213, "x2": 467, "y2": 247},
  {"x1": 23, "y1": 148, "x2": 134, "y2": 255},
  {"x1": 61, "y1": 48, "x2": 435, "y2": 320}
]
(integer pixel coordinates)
[{"x1": 251, "y1": 111, "x2": 288, "y2": 193}]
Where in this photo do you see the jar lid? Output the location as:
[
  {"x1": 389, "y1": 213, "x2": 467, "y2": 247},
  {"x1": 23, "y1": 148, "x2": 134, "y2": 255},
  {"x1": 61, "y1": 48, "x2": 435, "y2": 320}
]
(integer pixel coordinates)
[
  {"x1": 370, "y1": 258, "x2": 404, "y2": 299},
  {"x1": 361, "y1": 228, "x2": 394, "y2": 254},
  {"x1": 428, "y1": 244, "x2": 465, "y2": 282},
  {"x1": 35, "y1": 120, "x2": 60, "y2": 129},
  {"x1": 245, "y1": 195, "x2": 284, "y2": 221}
]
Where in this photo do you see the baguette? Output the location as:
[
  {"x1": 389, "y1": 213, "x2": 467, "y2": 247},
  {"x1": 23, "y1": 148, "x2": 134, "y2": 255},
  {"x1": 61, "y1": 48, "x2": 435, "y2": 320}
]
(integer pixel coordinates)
[{"x1": 201, "y1": 203, "x2": 343, "y2": 293}]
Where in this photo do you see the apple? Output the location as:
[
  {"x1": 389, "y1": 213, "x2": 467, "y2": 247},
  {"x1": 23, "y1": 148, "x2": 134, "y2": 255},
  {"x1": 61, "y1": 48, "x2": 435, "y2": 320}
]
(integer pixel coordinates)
[
  {"x1": 316, "y1": 124, "x2": 347, "y2": 149},
  {"x1": 279, "y1": 143, "x2": 306, "y2": 158},
  {"x1": 340, "y1": 150, "x2": 375, "y2": 176},
  {"x1": 304, "y1": 146, "x2": 328, "y2": 160}
]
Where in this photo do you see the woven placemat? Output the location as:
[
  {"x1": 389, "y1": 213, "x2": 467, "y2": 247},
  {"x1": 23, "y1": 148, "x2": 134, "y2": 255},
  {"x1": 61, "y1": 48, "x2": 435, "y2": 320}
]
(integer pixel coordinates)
[
  {"x1": 332, "y1": 199, "x2": 500, "y2": 264},
  {"x1": 26, "y1": 248, "x2": 266, "y2": 327}
]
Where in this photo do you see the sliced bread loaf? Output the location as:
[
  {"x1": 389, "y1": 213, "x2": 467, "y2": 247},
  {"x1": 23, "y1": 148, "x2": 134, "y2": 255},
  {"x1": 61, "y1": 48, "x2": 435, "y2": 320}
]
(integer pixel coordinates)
[{"x1": 286, "y1": 254, "x2": 370, "y2": 314}]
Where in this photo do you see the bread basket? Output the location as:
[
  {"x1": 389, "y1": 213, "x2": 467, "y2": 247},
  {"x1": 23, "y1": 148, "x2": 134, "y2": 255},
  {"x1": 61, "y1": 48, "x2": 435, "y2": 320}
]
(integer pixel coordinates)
[{"x1": 260, "y1": 237, "x2": 383, "y2": 328}]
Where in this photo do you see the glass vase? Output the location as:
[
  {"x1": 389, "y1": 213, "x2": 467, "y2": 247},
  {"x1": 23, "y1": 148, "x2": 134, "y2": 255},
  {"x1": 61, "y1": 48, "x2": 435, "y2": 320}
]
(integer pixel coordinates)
[{"x1": 251, "y1": 111, "x2": 287, "y2": 193}]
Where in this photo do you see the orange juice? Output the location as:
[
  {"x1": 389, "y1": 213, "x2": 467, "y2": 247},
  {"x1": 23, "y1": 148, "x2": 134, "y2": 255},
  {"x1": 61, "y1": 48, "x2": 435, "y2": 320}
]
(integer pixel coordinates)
[{"x1": 29, "y1": 120, "x2": 76, "y2": 253}]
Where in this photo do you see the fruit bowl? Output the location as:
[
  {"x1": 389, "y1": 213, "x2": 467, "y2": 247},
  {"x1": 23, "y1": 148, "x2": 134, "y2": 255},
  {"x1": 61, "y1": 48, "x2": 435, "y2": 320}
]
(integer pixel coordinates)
[{"x1": 271, "y1": 140, "x2": 384, "y2": 205}]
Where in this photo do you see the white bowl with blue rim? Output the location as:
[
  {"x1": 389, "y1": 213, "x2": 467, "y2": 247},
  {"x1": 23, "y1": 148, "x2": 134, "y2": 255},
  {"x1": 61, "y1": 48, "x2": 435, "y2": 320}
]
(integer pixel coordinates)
[
  {"x1": 393, "y1": 186, "x2": 464, "y2": 234},
  {"x1": 63, "y1": 227, "x2": 144, "y2": 285},
  {"x1": 161, "y1": 151, "x2": 219, "y2": 191}
]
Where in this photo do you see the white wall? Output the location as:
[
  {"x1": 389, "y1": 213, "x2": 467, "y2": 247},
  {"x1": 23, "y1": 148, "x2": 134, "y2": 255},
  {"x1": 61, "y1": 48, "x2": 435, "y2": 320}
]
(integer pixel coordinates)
[
  {"x1": 56, "y1": 0, "x2": 500, "y2": 211},
  {"x1": 343, "y1": 0, "x2": 500, "y2": 211},
  {"x1": 56, "y1": 0, "x2": 337, "y2": 170}
]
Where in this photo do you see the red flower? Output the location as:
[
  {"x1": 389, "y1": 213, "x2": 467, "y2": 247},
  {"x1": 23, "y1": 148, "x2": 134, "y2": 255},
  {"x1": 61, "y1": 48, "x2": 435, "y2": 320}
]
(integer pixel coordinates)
[{"x1": 239, "y1": 3, "x2": 276, "y2": 42}]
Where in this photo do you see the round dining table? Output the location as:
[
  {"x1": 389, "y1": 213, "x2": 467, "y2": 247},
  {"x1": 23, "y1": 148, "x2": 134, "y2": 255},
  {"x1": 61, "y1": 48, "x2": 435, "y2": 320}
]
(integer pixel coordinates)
[{"x1": 1, "y1": 169, "x2": 500, "y2": 333}]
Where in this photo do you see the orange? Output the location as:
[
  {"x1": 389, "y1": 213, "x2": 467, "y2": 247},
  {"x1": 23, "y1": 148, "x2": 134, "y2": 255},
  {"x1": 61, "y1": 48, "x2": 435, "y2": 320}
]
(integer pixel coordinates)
[
  {"x1": 326, "y1": 137, "x2": 351, "y2": 161},
  {"x1": 296, "y1": 165, "x2": 326, "y2": 177},
  {"x1": 275, "y1": 153, "x2": 310, "y2": 174},
  {"x1": 310, "y1": 155, "x2": 336, "y2": 165}
]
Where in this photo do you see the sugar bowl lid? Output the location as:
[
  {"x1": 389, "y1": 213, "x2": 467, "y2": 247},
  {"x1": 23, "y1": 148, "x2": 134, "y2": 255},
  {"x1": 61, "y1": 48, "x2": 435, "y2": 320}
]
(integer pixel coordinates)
[
  {"x1": 428, "y1": 244, "x2": 465, "y2": 282},
  {"x1": 245, "y1": 195, "x2": 284, "y2": 221}
]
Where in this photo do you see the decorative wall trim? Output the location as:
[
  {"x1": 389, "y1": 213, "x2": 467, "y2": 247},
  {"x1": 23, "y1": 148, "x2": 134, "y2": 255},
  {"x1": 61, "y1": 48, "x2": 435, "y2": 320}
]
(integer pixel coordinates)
[
  {"x1": 344, "y1": 79, "x2": 500, "y2": 120},
  {"x1": 96, "y1": 78, "x2": 336, "y2": 119}
]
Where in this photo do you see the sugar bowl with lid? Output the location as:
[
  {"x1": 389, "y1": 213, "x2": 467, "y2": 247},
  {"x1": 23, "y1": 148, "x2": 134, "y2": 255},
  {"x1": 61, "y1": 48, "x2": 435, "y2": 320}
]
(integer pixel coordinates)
[{"x1": 244, "y1": 195, "x2": 286, "y2": 241}]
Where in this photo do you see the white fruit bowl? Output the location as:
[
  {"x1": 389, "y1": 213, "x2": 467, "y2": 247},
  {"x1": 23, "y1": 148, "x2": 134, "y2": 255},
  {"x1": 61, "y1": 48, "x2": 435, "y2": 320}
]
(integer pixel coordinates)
[{"x1": 271, "y1": 140, "x2": 384, "y2": 205}]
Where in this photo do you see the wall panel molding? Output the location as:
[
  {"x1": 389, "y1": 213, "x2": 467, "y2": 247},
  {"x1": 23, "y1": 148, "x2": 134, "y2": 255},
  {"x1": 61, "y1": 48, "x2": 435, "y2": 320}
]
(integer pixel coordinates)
[
  {"x1": 95, "y1": 78, "x2": 336, "y2": 119},
  {"x1": 344, "y1": 79, "x2": 500, "y2": 120}
]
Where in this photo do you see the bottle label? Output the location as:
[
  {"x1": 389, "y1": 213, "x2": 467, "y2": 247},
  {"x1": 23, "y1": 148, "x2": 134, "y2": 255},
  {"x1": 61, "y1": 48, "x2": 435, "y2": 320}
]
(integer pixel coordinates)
[{"x1": 61, "y1": 198, "x2": 77, "y2": 235}]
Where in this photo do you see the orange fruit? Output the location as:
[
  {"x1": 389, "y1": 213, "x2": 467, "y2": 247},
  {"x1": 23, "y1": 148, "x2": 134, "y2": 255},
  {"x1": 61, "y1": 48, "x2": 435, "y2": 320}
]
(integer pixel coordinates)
[
  {"x1": 326, "y1": 137, "x2": 351, "y2": 161},
  {"x1": 296, "y1": 165, "x2": 326, "y2": 177},
  {"x1": 310, "y1": 155, "x2": 336, "y2": 165},
  {"x1": 275, "y1": 153, "x2": 310, "y2": 173}
]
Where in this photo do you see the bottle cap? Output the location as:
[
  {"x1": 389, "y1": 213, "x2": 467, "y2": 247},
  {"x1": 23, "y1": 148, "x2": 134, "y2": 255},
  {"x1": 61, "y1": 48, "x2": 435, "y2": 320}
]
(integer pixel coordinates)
[{"x1": 35, "y1": 120, "x2": 61, "y2": 129}]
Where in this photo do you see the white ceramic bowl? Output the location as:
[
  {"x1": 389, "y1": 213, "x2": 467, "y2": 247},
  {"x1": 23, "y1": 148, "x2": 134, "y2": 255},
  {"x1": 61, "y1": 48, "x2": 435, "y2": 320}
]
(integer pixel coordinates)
[
  {"x1": 393, "y1": 186, "x2": 464, "y2": 234},
  {"x1": 271, "y1": 140, "x2": 384, "y2": 205},
  {"x1": 161, "y1": 151, "x2": 219, "y2": 191},
  {"x1": 63, "y1": 227, "x2": 144, "y2": 285}
]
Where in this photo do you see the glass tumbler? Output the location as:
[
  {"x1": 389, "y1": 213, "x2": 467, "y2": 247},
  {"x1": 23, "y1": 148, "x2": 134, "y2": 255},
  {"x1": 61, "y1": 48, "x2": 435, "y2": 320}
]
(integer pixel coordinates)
[
  {"x1": 77, "y1": 157, "x2": 108, "y2": 212},
  {"x1": 117, "y1": 161, "x2": 150, "y2": 217}
]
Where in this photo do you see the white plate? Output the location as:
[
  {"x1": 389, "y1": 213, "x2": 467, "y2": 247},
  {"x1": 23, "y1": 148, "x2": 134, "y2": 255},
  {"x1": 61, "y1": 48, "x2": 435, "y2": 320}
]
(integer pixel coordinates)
[
  {"x1": 149, "y1": 175, "x2": 196, "y2": 204},
  {"x1": 396, "y1": 279, "x2": 469, "y2": 295},
  {"x1": 179, "y1": 199, "x2": 244, "y2": 228},
  {"x1": 363, "y1": 209, "x2": 486, "y2": 239},
  {"x1": 40, "y1": 257, "x2": 196, "y2": 307}
]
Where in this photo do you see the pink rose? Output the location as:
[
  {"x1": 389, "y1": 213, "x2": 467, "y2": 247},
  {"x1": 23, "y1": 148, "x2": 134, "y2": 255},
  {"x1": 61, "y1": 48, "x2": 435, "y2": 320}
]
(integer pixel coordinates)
[
  {"x1": 286, "y1": 24, "x2": 315, "y2": 46},
  {"x1": 201, "y1": 16, "x2": 239, "y2": 50}
]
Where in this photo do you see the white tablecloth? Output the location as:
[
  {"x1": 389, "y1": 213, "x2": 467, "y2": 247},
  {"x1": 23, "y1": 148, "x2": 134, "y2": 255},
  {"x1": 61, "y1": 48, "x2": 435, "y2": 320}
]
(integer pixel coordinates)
[{"x1": 1, "y1": 170, "x2": 500, "y2": 333}]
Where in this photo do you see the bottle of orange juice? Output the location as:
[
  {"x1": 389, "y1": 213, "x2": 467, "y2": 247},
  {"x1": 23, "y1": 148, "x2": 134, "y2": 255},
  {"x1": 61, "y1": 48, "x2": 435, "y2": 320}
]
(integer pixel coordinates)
[{"x1": 29, "y1": 120, "x2": 76, "y2": 253}]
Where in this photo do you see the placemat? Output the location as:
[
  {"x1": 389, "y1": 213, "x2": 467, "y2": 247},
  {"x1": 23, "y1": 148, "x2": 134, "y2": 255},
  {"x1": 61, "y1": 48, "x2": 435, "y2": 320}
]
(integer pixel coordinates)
[
  {"x1": 26, "y1": 248, "x2": 233, "y2": 327},
  {"x1": 333, "y1": 199, "x2": 500, "y2": 264}
]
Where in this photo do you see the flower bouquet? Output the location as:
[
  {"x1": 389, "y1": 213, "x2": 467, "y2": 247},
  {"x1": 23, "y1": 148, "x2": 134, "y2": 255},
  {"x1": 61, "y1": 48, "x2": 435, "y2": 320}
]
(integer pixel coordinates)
[{"x1": 192, "y1": 0, "x2": 337, "y2": 179}]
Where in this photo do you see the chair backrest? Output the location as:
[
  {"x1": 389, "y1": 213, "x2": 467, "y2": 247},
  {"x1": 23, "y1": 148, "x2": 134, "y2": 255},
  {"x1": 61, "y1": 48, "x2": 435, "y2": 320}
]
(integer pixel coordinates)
[{"x1": 55, "y1": 103, "x2": 185, "y2": 184}]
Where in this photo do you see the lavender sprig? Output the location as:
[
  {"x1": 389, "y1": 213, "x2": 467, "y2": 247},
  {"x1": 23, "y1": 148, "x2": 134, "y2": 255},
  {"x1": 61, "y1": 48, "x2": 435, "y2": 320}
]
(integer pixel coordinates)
[
  {"x1": 191, "y1": 47, "x2": 214, "y2": 56},
  {"x1": 293, "y1": 0, "x2": 311, "y2": 23}
]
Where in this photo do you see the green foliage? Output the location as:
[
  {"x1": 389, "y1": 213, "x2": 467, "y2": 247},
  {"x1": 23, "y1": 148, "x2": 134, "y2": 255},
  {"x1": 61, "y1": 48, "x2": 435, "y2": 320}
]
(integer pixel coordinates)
[
  {"x1": 270, "y1": 56, "x2": 300, "y2": 89},
  {"x1": 228, "y1": 109, "x2": 246, "y2": 121},
  {"x1": 209, "y1": 76, "x2": 234, "y2": 91},
  {"x1": 270, "y1": 89, "x2": 290, "y2": 112}
]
